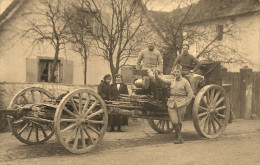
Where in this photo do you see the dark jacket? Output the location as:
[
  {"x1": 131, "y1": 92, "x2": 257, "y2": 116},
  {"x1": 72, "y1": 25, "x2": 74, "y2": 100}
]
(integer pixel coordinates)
[
  {"x1": 97, "y1": 80, "x2": 110, "y2": 100},
  {"x1": 109, "y1": 83, "x2": 129, "y2": 101}
]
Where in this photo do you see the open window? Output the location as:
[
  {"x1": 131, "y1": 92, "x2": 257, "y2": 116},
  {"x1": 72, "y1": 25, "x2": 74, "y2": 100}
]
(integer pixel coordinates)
[
  {"x1": 39, "y1": 59, "x2": 61, "y2": 82},
  {"x1": 26, "y1": 58, "x2": 73, "y2": 84}
]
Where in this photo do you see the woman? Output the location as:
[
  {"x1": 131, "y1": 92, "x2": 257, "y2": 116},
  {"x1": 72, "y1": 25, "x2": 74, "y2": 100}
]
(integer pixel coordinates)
[
  {"x1": 97, "y1": 74, "x2": 112, "y2": 101},
  {"x1": 109, "y1": 74, "x2": 129, "y2": 132},
  {"x1": 155, "y1": 64, "x2": 193, "y2": 144}
]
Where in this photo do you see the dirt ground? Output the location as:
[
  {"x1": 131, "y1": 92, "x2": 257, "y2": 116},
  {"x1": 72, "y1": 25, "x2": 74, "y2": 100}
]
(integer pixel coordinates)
[{"x1": 0, "y1": 118, "x2": 260, "y2": 165}]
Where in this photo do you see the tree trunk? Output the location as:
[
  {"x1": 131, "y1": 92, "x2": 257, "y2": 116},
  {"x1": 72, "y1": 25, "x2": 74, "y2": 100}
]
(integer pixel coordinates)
[
  {"x1": 84, "y1": 51, "x2": 87, "y2": 85},
  {"x1": 163, "y1": 47, "x2": 177, "y2": 75},
  {"x1": 49, "y1": 43, "x2": 60, "y2": 82}
]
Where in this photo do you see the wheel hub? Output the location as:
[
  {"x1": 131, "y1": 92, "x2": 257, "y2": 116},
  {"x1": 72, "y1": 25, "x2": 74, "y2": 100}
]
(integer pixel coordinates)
[{"x1": 76, "y1": 115, "x2": 87, "y2": 125}]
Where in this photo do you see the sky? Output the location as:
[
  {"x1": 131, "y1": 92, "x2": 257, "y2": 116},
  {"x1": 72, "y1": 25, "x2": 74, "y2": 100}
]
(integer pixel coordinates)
[
  {"x1": 0, "y1": 0, "x2": 13, "y2": 14},
  {"x1": 147, "y1": 0, "x2": 199, "y2": 11},
  {"x1": 0, "y1": 0, "x2": 200, "y2": 14}
]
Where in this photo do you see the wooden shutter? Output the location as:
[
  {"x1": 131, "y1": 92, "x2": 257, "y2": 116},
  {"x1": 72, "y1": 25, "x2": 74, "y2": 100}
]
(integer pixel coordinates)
[
  {"x1": 62, "y1": 60, "x2": 73, "y2": 84},
  {"x1": 26, "y1": 58, "x2": 38, "y2": 82}
]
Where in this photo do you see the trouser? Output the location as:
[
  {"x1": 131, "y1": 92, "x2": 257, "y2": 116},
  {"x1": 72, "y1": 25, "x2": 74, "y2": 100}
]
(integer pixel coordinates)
[
  {"x1": 182, "y1": 72, "x2": 195, "y2": 92},
  {"x1": 168, "y1": 106, "x2": 187, "y2": 124}
]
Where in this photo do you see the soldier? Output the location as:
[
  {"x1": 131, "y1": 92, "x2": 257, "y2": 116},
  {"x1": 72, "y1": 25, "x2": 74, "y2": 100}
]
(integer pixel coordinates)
[
  {"x1": 174, "y1": 44, "x2": 201, "y2": 92},
  {"x1": 155, "y1": 64, "x2": 193, "y2": 144},
  {"x1": 136, "y1": 41, "x2": 163, "y2": 82}
]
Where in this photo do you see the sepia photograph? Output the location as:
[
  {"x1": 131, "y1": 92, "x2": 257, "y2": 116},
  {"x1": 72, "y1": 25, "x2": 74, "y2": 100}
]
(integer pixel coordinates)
[{"x1": 0, "y1": 0, "x2": 259, "y2": 164}]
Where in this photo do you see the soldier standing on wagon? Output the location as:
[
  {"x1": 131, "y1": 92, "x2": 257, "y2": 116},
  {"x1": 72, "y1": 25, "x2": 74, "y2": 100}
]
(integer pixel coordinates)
[
  {"x1": 174, "y1": 44, "x2": 201, "y2": 92},
  {"x1": 155, "y1": 64, "x2": 193, "y2": 144}
]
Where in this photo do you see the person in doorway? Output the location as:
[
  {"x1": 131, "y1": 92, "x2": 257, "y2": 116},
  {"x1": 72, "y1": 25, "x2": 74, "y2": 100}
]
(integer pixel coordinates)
[
  {"x1": 155, "y1": 64, "x2": 193, "y2": 144},
  {"x1": 109, "y1": 74, "x2": 129, "y2": 132}
]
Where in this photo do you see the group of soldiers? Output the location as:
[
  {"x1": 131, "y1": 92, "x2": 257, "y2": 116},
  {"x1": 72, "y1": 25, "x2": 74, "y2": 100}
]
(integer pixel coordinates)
[{"x1": 136, "y1": 41, "x2": 201, "y2": 144}]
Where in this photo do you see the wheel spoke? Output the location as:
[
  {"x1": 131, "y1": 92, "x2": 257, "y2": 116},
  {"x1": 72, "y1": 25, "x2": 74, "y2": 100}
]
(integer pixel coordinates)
[
  {"x1": 60, "y1": 118, "x2": 77, "y2": 123},
  {"x1": 215, "y1": 106, "x2": 227, "y2": 112},
  {"x1": 86, "y1": 125, "x2": 100, "y2": 136},
  {"x1": 39, "y1": 125, "x2": 47, "y2": 138},
  {"x1": 73, "y1": 127, "x2": 80, "y2": 149},
  {"x1": 78, "y1": 93, "x2": 83, "y2": 114},
  {"x1": 86, "y1": 109, "x2": 104, "y2": 120},
  {"x1": 70, "y1": 97, "x2": 79, "y2": 114},
  {"x1": 83, "y1": 126, "x2": 94, "y2": 144},
  {"x1": 161, "y1": 120, "x2": 165, "y2": 130},
  {"x1": 215, "y1": 97, "x2": 224, "y2": 107},
  {"x1": 84, "y1": 100, "x2": 98, "y2": 117},
  {"x1": 65, "y1": 126, "x2": 78, "y2": 144},
  {"x1": 61, "y1": 123, "x2": 77, "y2": 133},
  {"x1": 199, "y1": 114, "x2": 208, "y2": 128},
  {"x1": 198, "y1": 112, "x2": 208, "y2": 118},
  {"x1": 166, "y1": 121, "x2": 170, "y2": 130},
  {"x1": 35, "y1": 125, "x2": 39, "y2": 142},
  {"x1": 63, "y1": 107, "x2": 77, "y2": 118},
  {"x1": 212, "y1": 91, "x2": 221, "y2": 104},
  {"x1": 27, "y1": 123, "x2": 33, "y2": 141},
  {"x1": 156, "y1": 120, "x2": 162, "y2": 127},
  {"x1": 39, "y1": 91, "x2": 43, "y2": 102},
  {"x1": 213, "y1": 115, "x2": 222, "y2": 127},
  {"x1": 22, "y1": 94, "x2": 30, "y2": 104},
  {"x1": 31, "y1": 90, "x2": 35, "y2": 103},
  {"x1": 206, "y1": 91, "x2": 210, "y2": 104},
  {"x1": 82, "y1": 94, "x2": 90, "y2": 114},
  {"x1": 202, "y1": 96, "x2": 209, "y2": 107},
  {"x1": 203, "y1": 117, "x2": 209, "y2": 132},
  {"x1": 199, "y1": 106, "x2": 209, "y2": 112},
  {"x1": 81, "y1": 127, "x2": 86, "y2": 149},
  {"x1": 209, "y1": 88, "x2": 215, "y2": 103},
  {"x1": 18, "y1": 123, "x2": 29, "y2": 135},
  {"x1": 87, "y1": 120, "x2": 105, "y2": 124},
  {"x1": 208, "y1": 117, "x2": 212, "y2": 135},
  {"x1": 216, "y1": 113, "x2": 225, "y2": 119},
  {"x1": 211, "y1": 118, "x2": 217, "y2": 133}
]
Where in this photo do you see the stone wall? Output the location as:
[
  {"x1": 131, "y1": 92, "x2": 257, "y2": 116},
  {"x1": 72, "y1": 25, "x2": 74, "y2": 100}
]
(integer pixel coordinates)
[{"x1": 0, "y1": 82, "x2": 97, "y2": 109}]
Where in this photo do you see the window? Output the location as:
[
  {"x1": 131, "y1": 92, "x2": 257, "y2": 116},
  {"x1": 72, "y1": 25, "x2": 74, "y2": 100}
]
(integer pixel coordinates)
[
  {"x1": 39, "y1": 59, "x2": 61, "y2": 82},
  {"x1": 216, "y1": 24, "x2": 224, "y2": 41},
  {"x1": 26, "y1": 58, "x2": 74, "y2": 84},
  {"x1": 76, "y1": 8, "x2": 100, "y2": 35}
]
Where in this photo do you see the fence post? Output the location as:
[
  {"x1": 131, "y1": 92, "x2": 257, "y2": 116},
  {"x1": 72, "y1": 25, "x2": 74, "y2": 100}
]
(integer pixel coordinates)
[
  {"x1": 240, "y1": 66, "x2": 253, "y2": 119},
  {"x1": 221, "y1": 67, "x2": 228, "y2": 84}
]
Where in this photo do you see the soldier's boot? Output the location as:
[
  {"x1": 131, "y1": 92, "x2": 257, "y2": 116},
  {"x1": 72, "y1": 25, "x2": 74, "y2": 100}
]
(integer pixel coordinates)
[{"x1": 173, "y1": 124, "x2": 183, "y2": 144}]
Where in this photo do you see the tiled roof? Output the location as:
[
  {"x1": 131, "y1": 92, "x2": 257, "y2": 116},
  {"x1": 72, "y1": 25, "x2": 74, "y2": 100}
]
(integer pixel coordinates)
[
  {"x1": 0, "y1": 0, "x2": 28, "y2": 26},
  {"x1": 149, "y1": 0, "x2": 260, "y2": 25}
]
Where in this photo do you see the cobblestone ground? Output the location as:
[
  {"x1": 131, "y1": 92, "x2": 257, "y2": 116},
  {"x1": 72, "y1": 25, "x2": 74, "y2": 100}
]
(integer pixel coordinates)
[{"x1": 0, "y1": 119, "x2": 260, "y2": 165}]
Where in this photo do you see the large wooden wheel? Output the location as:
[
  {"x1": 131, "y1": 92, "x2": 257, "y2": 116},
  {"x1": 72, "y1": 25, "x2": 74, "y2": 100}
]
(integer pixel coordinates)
[
  {"x1": 8, "y1": 87, "x2": 55, "y2": 144},
  {"x1": 147, "y1": 119, "x2": 174, "y2": 133},
  {"x1": 192, "y1": 85, "x2": 230, "y2": 138},
  {"x1": 54, "y1": 89, "x2": 108, "y2": 154}
]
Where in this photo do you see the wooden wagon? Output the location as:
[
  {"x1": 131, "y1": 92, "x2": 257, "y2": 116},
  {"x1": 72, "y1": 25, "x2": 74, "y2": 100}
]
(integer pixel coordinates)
[{"x1": 0, "y1": 61, "x2": 231, "y2": 154}]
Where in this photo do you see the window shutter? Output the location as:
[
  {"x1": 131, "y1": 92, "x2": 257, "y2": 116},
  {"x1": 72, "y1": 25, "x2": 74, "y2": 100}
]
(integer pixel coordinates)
[
  {"x1": 62, "y1": 60, "x2": 74, "y2": 84},
  {"x1": 26, "y1": 58, "x2": 38, "y2": 82}
]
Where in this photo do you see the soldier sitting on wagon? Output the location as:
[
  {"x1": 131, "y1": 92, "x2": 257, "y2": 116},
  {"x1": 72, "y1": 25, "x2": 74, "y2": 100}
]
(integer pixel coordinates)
[
  {"x1": 174, "y1": 44, "x2": 202, "y2": 93},
  {"x1": 155, "y1": 64, "x2": 193, "y2": 144},
  {"x1": 136, "y1": 40, "x2": 163, "y2": 83}
]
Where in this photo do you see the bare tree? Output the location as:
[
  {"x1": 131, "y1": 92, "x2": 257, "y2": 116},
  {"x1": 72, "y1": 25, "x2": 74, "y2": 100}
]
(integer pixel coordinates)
[
  {"x1": 20, "y1": 0, "x2": 69, "y2": 82},
  {"x1": 76, "y1": 0, "x2": 149, "y2": 80},
  {"x1": 65, "y1": 2, "x2": 95, "y2": 85},
  {"x1": 144, "y1": 0, "x2": 251, "y2": 74}
]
